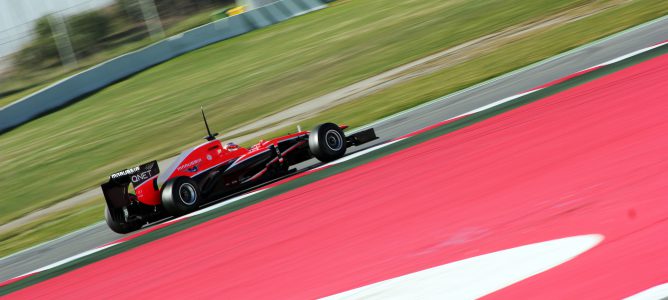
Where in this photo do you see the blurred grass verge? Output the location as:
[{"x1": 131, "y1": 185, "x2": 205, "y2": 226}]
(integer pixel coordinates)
[
  {"x1": 0, "y1": 0, "x2": 667, "y2": 255},
  {"x1": 260, "y1": 0, "x2": 668, "y2": 137},
  {"x1": 0, "y1": 198, "x2": 104, "y2": 258}
]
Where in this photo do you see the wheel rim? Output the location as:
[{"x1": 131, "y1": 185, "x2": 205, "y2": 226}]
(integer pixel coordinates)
[
  {"x1": 325, "y1": 129, "x2": 343, "y2": 151},
  {"x1": 179, "y1": 183, "x2": 197, "y2": 205}
]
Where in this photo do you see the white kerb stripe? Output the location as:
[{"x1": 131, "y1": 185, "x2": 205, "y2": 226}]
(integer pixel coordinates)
[
  {"x1": 322, "y1": 234, "x2": 603, "y2": 300},
  {"x1": 624, "y1": 283, "x2": 668, "y2": 300}
]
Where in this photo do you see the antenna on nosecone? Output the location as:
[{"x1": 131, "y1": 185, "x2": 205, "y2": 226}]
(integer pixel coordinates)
[{"x1": 201, "y1": 106, "x2": 218, "y2": 141}]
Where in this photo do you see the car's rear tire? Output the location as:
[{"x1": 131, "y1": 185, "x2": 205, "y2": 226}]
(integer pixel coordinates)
[
  {"x1": 309, "y1": 123, "x2": 347, "y2": 162},
  {"x1": 161, "y1": 176, "x2": 201, "y2": 216},
  {"x1": 105, "y1": 205, "x2": 143, "y2": 234}
]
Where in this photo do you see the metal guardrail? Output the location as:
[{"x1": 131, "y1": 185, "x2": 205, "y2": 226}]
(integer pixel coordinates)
[{"x1": 0, "y1": 0, "x2": 328, "y2": 134}]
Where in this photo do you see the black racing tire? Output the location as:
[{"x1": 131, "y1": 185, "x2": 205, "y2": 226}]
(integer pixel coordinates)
[
  {"x1": 161, "y1": 176, "x2": 201, "y2": 216},
  {"x1": 309, "y1": 123, "x2": 347, "y2": 162},
  {"x1": 105, "y1": 205, "x2": 143, "y2": 234}
]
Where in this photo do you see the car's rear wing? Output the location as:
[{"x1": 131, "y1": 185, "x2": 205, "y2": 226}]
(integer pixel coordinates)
[{"x1": 101, "y1": 160, "x2": 159, "y2": 209}]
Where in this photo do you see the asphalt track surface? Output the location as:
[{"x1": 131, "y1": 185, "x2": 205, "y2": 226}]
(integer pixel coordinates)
[{"x1": 1, "y1": 15, "x2": 668, "y2": 284}]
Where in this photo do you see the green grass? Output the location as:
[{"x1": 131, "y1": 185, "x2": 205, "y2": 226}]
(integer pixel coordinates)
[
  {"x1": 0, "y1": 198, "x2": 104, "y2": 258},
  {"x1": 259, "y1": 0, "x2": 668, "y2": 135},
  {"x1": 0, "y1": 0, "x2": 666, "y2": 227}
]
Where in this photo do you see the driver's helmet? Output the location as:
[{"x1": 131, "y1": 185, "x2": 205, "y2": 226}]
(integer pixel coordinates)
[{"x1": 224, "y1": 142, "x2": 239, "y2": 151}]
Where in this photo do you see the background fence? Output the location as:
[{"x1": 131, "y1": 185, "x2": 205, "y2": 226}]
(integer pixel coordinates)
[{"x1": 0, "y1": 0, "x2": 329, "y2": 133}]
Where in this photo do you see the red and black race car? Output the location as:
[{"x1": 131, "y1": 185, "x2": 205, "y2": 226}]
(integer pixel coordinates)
[{"x1": 101, "y1": 110, "x2": 377, "y2": 233}]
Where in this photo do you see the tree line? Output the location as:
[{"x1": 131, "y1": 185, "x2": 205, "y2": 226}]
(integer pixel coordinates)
[{"x1": 14, "y1": 0, "x2": 233, "y2": 70}]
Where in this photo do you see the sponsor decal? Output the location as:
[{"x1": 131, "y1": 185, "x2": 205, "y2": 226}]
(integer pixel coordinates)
[
  {"x1": 131, "y1": 170, "x2": 156, "y2": 184},
  {"x1": 177, "y1": 158, "x2": 202, "y2": 172},
  {"x1": 110, "y1": 167, "x2": 140, "y2": 179},
  {"x1": 144, "y1": 161, "x2": 156, "y2": 170},
  {"x1": 206, "y1": 154, "x2": 213, "y2": 161},
  {"x1": 129, "y1": 161, "x2": 160, "y2": 187}
]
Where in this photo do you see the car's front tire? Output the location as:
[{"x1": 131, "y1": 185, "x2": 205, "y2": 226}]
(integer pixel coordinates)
[
  {"x1": 309, "y1": 123, "x2": 347, "y2": 162},
  {"x1": 161, "y1": 176, "x2": 201, "y2": 216}
]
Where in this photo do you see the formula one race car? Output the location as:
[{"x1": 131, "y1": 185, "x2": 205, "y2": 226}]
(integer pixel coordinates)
[{"x1": 101, "y1": 109, "x2": 377, "y2": 233}]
